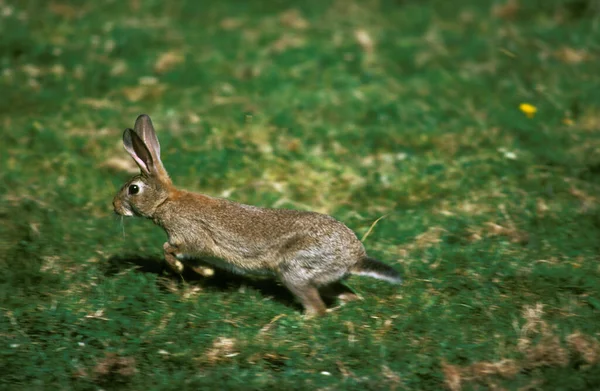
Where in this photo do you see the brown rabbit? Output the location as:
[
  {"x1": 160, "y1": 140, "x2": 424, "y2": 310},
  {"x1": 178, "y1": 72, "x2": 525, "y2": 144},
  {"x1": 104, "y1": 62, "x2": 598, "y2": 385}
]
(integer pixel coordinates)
[{"x1": 113, "y1": 114, "x2": 401, "y2": 316}]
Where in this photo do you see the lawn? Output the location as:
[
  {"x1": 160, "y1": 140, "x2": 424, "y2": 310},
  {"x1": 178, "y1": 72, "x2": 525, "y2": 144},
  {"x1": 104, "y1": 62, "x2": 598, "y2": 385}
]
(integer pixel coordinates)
[{"x1": 1, "y1": 0, "x2": 600, "y2": 389}]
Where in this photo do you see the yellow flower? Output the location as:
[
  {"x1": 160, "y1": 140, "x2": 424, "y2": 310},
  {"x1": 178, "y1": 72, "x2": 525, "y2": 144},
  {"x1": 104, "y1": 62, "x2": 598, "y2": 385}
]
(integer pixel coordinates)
[
  {"x1": 519, "y1": 103, "x2": 537, "y2": 118},
  {"x1": 562, "y1": 118, "x2": 574, "y2": 126}
]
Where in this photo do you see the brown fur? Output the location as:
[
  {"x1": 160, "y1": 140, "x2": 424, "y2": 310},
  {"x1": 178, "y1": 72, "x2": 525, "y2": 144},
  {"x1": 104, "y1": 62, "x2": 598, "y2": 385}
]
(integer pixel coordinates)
[{"x1": 113, "y1": 114, "x2": 401, "y2": 316}]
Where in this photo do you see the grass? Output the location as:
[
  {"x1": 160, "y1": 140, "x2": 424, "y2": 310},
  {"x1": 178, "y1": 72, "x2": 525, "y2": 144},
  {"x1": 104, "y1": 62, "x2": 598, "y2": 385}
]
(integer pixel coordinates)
[{"x1": 1, "y1": 0, "x2": 600, "y2": 389}]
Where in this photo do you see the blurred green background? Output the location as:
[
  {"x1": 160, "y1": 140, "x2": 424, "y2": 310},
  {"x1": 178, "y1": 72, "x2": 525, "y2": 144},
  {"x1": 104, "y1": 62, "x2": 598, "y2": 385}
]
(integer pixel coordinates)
[{"x1": 1, "y1": 0, "x2": 600, "y2": 389}]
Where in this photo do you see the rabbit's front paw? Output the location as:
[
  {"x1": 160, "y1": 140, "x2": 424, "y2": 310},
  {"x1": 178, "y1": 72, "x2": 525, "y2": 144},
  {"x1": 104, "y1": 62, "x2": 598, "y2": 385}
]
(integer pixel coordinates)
[
  {"x1": 163, "y1": 242, "x2": 184, "y2": 273},
  {"x1": 191, "y1": 265, "x2": 215, "y2": 277}
]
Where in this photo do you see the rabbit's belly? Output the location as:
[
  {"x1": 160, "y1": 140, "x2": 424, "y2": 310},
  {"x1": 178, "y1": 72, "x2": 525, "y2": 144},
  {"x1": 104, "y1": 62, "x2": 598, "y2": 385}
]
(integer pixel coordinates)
[{"x1": 176, "y1": 253, "x2": 274, "y2": 276}]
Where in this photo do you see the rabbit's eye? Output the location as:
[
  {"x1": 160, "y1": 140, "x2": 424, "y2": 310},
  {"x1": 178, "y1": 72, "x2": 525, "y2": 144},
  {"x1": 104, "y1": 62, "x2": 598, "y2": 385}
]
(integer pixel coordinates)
[{"x1": 128, "y1": 184, "x2": 140, "y2": 195}]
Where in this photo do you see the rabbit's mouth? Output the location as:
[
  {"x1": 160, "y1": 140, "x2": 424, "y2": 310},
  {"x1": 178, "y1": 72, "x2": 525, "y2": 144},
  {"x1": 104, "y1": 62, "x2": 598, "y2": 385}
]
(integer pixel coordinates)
[
  {"x1": 113, "y1": 198, "x2": 134, "y2": 217},
  {"x1": 116, "y1": 208, "x2": 134, "y2": 217}
]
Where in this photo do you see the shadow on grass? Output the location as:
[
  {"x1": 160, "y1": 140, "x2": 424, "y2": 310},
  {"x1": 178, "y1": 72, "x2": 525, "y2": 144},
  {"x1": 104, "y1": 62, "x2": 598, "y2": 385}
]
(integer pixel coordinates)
[{"x1": 104, "y1": 254, "x2": 302, "y2": 311}]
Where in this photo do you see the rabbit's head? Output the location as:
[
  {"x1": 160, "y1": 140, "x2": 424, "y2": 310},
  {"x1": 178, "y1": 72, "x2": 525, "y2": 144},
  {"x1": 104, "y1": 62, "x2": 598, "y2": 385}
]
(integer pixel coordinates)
[{"x1": 113, "y1": 115, "x2": 172, "y2": 218}]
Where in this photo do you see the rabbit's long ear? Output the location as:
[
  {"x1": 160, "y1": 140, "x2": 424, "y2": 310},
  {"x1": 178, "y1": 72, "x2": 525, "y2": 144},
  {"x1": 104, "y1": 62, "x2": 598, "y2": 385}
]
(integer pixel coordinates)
[
  {"x1": 123, "y1": 128, "x2": 152, "y2": 176},
  {"x1": 125, "y1": 114, "x2": 170, "y2": 181},
  {"x1": 134, "y1": 114, "x2": 162, "y2": 162}
]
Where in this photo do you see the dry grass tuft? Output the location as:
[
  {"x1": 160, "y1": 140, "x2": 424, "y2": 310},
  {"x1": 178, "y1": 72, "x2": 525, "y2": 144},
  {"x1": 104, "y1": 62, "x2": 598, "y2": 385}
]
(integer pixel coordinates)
[
  {"x1": 279, "y1": 9, "x2": 309, "y2": 30},
  {"x1": 200, "y1": 337, "x2": 238, "y2": 365},
  {"x1": 567, "y1": 332, "x2": 600, "y2": 366},
  {"x1": 122, "y1": 81, "x2": 166, "y2": 102},
  {"x1": 79, "y1": 98, "x2": 116, "y2": 109},
  {"x1": 260, "y1": 352, "x2": 289, "y2": 369},
  {"x1": 246, "y1": 350, "x2": 289, "y2": 372},
  {"x1": 220, "y1": 17, "x2": 243, "y2": 30},
  {"x1": 517, "y1": 304, "x2": 569, "y2": 368},
  {"x1": 156, "y1": 276, "x2": 181, "y2": 294},
  {"x1": 92, "y1": 353, "x2": 137, "y2": 382},
  {"x1": 259, "y1": 314, "x2": 287, "y2": 334},
  {"x1": 517, "y1": 303, "x2": 548, "y2": 349},
  {"x1": 441, "y1": 304, "x2": 600, "y2": 389},
  {"x1": 568, "y1": 186, "x2": 597, "y2": 212},
  {"x1": 268, "y1": 34, "x2": 306, "y2": 53},
  {"x1": 49, "y1": 2, "x2": 86, "y2": 19},
  {"x1": 441, "y1": 360, "x2": 462, "y2": 391},
  {"x1": 555, "y1": 47, "x2": 591, "y2": 65},
  {"x1": 469, "y1": 359, "x2": 520, "y2": 379},
  {"x1": 397, "y1": 226, "x2": 447, "y2": 263},
  {"x1": 442, "y1": 358, "x2": 519, "y2": 390},
  {"x1": 492, "y1": 0, "x2": 519, "y2": 20},
  {"x1": 523, "y1": 335, "x2": 569, "y2": 369},
  {"x1": 154, "y1": 51, "x2": 184, "y2": 74},
  {"x1": 354, "y1": 29, "x2": 374, "y2": 53},
  {"x1": 414, "y1": 226, "x2": 446, "y2": 249},
  {"x1": 381, "y1": 364, "x2": 403, "y2": 390},
  {"x1": 484, "y1": 221, "x2": 529, "y2": 244}
]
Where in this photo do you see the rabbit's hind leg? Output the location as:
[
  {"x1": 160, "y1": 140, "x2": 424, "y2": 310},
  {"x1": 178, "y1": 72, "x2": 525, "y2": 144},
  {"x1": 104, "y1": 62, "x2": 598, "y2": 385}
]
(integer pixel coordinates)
[
  {"x1": 320, "y1": 281, "x2": 361, "y2": 304},
  {"x1": 282, "y1": 280, "x2": 327, "y2": 317}
]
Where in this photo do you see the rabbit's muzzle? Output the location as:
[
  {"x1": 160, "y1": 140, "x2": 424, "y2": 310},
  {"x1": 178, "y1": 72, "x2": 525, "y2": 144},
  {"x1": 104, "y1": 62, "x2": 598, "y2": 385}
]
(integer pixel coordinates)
[
  {"x1": 112, "y1": 198, "x2": 122, "y2": 215},
  {"x1": 112, "y1": 197, "x2": 133, "y2": 216}
]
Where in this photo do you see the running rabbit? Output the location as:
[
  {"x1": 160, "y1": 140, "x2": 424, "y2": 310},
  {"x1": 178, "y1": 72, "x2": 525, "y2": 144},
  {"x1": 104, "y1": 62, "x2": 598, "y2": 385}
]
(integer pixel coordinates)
[{"x1": 113, "y1": 114, "x2": 401, "y2": 316}]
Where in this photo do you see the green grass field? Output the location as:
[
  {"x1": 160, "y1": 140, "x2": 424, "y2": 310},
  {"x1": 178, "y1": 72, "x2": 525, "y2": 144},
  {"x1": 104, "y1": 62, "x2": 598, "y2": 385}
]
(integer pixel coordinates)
[{"x1": 2, "y1": 0, "x2": 600, "y2": 389}]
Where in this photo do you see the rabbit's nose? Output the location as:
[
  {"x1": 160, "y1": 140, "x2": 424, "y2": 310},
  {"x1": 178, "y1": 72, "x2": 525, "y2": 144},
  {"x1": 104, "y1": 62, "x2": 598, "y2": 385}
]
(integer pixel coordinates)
[{"x1": 112, "y1": 199, "x2": 121, "y2": 214}]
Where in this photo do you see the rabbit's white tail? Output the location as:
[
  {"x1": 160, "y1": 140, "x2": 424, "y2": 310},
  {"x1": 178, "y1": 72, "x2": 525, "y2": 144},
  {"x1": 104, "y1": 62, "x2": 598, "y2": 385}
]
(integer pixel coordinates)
[{"x1": 351, "y1": 257, "x2": 402, "y2": 284}]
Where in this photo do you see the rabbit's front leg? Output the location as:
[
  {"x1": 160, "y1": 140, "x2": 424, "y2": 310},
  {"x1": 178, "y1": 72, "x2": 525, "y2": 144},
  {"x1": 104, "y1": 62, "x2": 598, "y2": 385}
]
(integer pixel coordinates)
[
  {"x1": 163, "y1": 241, "x2": 214, "y2": 277},
  {"x1": 163, "y1": 242, "x2": 184, "y2": 274}
]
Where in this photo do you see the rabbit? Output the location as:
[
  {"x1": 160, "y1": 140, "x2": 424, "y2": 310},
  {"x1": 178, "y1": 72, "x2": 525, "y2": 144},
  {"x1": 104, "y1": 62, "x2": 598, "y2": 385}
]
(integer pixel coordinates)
[{"x1": 113, "y1": 114, "x2": 402, "y2": 316}]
